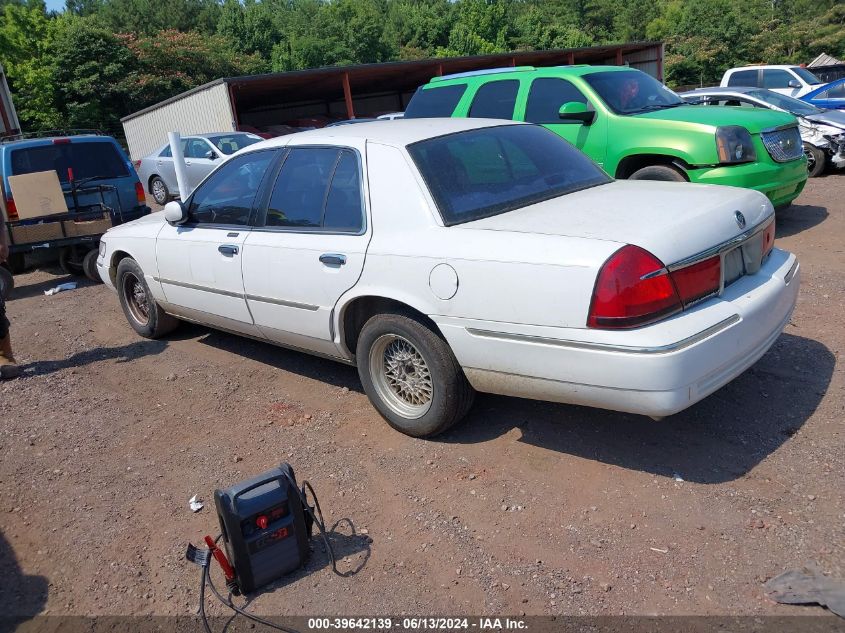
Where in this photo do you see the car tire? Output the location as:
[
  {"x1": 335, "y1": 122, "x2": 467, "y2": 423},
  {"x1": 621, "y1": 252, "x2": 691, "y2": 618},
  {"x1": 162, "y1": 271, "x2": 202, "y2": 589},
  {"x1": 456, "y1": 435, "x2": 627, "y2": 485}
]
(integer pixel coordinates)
[
  {"x1": 58, "y1": 246, "x2": 85, "y2": 276},
  {"x1": 356, "y1": 312, "x2": 475, "y2": 438},
  {"x1": 628, "y1": 164, "x2": 687, "y2": 182},
  {"x1": 804, "y1": 143, "x2": 826, "y2": 178},
  {"x1": 150, "y1": 176, "x2": 169, "y2": 205},
  {"x1": 82, "y1": 249, "x2": 101, "y2": 282},
  {"x1": 0, "y1": 265, "x2": 13, "y2": 300},
  {"x1": 116, "y1": 257, "x2": 178, "y2": 339}
]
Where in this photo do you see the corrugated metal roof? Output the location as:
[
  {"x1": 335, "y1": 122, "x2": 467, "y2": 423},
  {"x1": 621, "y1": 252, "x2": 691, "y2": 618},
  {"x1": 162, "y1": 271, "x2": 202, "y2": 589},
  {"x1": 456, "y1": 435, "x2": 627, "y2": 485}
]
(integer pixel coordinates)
[{"x1": 809, "y1": 53, "x2": 843, "y2": 68}]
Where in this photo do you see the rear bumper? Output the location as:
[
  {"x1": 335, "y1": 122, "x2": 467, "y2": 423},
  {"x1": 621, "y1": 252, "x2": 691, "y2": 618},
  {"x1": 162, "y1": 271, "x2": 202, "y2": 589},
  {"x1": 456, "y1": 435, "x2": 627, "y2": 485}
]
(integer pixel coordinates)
[
  {"x1": 436, "y1": 248, "x2": 799, "y2": 417},
  {"x1": 688, "y1": 159, "x2": 807, "y2": 207}
]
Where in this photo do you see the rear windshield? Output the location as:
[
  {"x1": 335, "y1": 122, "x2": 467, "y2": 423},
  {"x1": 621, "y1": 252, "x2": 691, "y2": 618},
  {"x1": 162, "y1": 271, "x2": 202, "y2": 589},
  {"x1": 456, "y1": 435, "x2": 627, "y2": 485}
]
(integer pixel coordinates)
[
  {"x1": 206, "y1": 134, "x2": 262, "y2": 155},
  {"x1": 407, "y1": 124, "x2": 610, "y2": 225},
  {"x1": 404, "y1": 84, "x2": 467, "y2": 118},
  {"x1": 10, "y1": 141, "x2": 129, "y2": 182}
]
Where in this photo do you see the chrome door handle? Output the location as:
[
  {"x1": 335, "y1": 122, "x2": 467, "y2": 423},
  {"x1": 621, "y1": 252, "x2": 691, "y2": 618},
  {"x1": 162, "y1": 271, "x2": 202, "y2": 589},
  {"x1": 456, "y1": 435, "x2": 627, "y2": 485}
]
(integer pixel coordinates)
[
  {"x1": 319, "y1": 253, "x2": 346, "y2": 266},
  {"x1": 218, "y1": 244, "x2": 239, "y2": 256}
]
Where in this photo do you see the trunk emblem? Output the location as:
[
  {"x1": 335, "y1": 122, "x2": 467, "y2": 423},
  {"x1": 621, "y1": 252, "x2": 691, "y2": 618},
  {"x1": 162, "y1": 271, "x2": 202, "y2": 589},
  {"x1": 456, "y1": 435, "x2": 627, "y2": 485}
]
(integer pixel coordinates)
[{"x1": 734, "y1": 211, "x2": 746, "y2": 229}]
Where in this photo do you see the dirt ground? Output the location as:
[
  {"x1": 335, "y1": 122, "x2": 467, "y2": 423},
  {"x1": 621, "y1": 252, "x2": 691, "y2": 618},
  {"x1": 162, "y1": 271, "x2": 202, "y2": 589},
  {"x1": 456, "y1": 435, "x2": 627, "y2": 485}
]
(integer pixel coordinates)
[{"x1": 1, "y1": 175, "x2": 843, "y2": 622}]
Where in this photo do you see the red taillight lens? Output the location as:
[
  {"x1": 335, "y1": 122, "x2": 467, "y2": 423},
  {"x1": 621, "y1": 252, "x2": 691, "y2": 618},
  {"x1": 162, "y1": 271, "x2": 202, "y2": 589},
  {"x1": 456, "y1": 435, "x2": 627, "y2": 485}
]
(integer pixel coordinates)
[
  {"x1": 761, "y1": 219, "x2": 775, "y2": 257},
  {"x1": 5, "y1": 195, "x2": 18, "y2": 221},
  {"x1": 588, "y1": 245, "x2": 682, "y2": 329},
  {"x1": 52, "y1": 137, "x2": 71, "y2": 145},
  {"x1": 671, "y1": 255, "x2": 721, "y2": 307},
  {"x1": 134, "y1": 181, "x2": 146, "y2": 204},
  {"x1": 133, "y1": 160, "x2": 141, "y2": 170}
]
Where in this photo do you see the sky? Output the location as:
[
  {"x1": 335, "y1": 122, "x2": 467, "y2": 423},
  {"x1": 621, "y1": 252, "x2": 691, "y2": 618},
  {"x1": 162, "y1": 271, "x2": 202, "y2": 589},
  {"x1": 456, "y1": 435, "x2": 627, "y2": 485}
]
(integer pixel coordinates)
[{"x1": 45, "y1": 0, "x2": 65, "y2": 12}]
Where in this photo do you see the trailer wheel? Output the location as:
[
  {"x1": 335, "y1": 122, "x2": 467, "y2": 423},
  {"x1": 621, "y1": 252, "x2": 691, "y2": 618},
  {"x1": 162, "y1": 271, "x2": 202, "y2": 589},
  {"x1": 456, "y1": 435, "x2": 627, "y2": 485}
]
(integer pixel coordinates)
[
  {"x1": 83, "y1": 249, "x2": 101, "y2": 282},
  {"x1": 58, "y1": 246, "x2": 85, "y2": 276},
  {"x1": 0, "y1": 266, "x2": 13, "y2": 300}
]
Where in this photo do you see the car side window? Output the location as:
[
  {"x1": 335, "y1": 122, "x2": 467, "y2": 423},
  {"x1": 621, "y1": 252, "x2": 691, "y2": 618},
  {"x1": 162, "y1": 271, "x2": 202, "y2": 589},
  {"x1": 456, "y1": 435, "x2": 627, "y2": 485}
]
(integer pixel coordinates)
[
  {"x1": 727, "y1": 70, "x2": 759, "y2": 87},
  {"x1": 821, "y1": 84, "x2": 845, "y2": 98},
  {"x1": 468, "y1": 80, "x2": 519, "y2": 119},
  {"x1": 159, "y1": 140, "x2": 186, "y2": 158},
  {"x1": 762, "y1": 70, "x2": 794, "y2": 89},
  {"x1": 186, "y1": 139, "x2": 212, "y2": 159},
  {"x1": 525, "y1": 78, "x2": 589, "y2": 123},
  {"x1": 187, "y1": 150, "x2": 275, "y2": 226},
  {"x1": 265, "y1": 147, "x2": 363, "y2": 232}
]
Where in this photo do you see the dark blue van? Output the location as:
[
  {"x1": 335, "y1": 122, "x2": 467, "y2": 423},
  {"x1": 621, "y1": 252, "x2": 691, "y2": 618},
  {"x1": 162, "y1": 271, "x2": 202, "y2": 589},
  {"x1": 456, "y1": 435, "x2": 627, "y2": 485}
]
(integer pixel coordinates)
[{"x1": 0, "y1": 133, "x2": 150, "y2": 282}]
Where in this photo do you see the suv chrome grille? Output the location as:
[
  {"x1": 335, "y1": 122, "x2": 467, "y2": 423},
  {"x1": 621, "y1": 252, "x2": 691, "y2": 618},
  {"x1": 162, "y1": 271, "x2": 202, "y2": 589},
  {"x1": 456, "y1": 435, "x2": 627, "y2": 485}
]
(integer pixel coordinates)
[{"x1": 761, "y1": 126, "x2": 803, "y2": 163}]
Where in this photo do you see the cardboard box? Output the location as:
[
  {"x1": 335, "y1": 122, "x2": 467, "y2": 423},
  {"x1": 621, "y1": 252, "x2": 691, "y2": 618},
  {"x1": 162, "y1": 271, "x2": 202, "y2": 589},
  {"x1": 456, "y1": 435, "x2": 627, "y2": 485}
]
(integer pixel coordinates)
[
  {"x1": 63, "y1": 218, "x2": 112, "y2": 237},
  {"x1": 10, "y1": 222, "x2": 64, "y2": 244},
  {"x1": 7, "y1": 171, "x2": 68, "y2": 219}
]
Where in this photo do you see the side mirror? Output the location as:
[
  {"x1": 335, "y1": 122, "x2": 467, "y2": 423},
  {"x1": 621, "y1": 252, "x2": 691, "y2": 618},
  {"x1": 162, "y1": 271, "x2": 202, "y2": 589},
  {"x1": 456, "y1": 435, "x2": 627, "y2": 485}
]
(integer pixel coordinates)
[
  {"x1": 788, "y1": 79, "x2": 801, "y2": 89},
  {"x1": 163, "y1": 200, "x2": 188, "y2": 225},
  {"x1": 558, "y1": 102, "x2": 596, "y2": 125},
  {"x1": 204, "y1": 150, "x2": 218, "y2": 160}
]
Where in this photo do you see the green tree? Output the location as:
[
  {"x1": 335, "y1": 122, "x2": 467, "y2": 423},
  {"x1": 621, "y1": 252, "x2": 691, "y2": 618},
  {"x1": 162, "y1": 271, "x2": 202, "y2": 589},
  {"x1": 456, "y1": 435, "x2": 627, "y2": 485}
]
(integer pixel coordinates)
[
  {"x1": 96, "y1": 0, "x2": 221, "y2": 36},
  {"x1": 439, "y1": 0, "x2": 511, "y2": 57}
]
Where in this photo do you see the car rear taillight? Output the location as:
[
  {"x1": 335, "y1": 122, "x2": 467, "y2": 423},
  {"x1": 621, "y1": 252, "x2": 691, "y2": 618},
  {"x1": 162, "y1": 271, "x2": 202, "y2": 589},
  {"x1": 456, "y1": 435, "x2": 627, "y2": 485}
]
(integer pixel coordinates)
[
  {"x1": 4, "y1": 193, "x2": 17, "y2": 221},
  {"x1": 761, "y1": 218, "x2": 775, "y2": 258},
  {"x1": 670, "y1": 256, "x2": 721, "y2": 307},
  {"x1": 587, "y1": 245, "x2": 682, "y2": 329},
  {"x1": 134, "y1": 181, "x2": 146, "y2": 204},
  {"x1": 133, "y1": 160, "x2": 141, "y2": 170},
  {"x1": 52, "y1": 138, "x2": 71, "y2": 145}
]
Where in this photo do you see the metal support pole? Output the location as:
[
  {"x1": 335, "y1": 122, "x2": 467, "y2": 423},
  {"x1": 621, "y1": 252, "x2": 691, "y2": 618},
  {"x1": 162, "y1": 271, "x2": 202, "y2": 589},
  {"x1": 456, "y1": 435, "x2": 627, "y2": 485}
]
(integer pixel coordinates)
[
  {"x1": 342, "y1": 73, "x2": 355, "y2": 120},
  {"x1": 168, "y1": 132, "x2": 190, "y2": 200}
]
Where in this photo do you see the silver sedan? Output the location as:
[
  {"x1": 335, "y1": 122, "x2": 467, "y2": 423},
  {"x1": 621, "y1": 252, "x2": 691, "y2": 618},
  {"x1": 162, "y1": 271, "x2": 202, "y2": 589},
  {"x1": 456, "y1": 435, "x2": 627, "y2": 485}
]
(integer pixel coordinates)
[{"x1": 135, "y1": 133, "x2": 262, "y2": 205}]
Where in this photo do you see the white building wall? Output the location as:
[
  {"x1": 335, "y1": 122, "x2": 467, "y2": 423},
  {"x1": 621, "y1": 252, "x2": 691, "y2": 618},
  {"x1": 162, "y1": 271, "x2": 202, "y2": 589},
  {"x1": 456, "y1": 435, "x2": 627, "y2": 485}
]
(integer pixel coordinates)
[{"x1": 122, "y1": 82, "x2": 235, "y2": 161}]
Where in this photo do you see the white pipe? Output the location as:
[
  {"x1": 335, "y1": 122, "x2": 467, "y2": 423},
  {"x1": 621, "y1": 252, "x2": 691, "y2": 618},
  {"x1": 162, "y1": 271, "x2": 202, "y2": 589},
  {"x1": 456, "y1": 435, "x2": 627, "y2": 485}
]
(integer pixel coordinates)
[{"x1": 168, "y1": 131, "x2": 190, "y2": 200}]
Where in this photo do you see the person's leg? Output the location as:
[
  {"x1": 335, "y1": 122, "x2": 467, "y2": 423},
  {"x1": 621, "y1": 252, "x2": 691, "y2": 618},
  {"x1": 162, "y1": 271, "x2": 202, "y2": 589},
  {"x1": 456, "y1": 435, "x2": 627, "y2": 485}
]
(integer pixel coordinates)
[{"x1": 0, "y1": 292, "x2": 21, "y2": 379}]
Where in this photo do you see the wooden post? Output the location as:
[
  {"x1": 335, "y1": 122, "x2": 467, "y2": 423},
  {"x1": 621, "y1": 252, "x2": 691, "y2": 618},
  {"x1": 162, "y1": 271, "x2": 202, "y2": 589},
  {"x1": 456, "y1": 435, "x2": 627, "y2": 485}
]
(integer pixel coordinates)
[
  {"x1": 342, "y1": 72, "x2": 355, "y2": 119},
  {"x1": 567, "y1": 52, "x2": 575, "y2": 66},
  {"x1": 616, "y1": 48, "x2": 624, "y2": 66},
  {"x1": 437, "y1": 64, "x2": 443, "y2": 77}
]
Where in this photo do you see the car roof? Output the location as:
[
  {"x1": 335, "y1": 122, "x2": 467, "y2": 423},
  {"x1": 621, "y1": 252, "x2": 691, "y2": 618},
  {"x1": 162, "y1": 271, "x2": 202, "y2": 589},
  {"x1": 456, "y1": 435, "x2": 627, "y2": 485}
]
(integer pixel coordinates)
[
  {"x1": 0, "y1": 134, "x2": 110, "y2": 149},
  {"x1": 726, "y1": 65, "x2": 798, "y2": 72},
  {"x1": 427, "y1": 64, "x2": 634, "y2": 86},
  {"x1": 683, "y1": 86, "x2": 759, "y2": 95},
  {"x1": 248, "y1": 118, "x2": 522, "y2": 150}
]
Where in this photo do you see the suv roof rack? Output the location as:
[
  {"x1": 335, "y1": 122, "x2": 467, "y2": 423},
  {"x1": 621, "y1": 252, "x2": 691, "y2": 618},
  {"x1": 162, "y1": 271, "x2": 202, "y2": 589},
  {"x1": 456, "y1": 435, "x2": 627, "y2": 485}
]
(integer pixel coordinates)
[
  {"x1": 0, "y1": 129, "x2": 104, "y2": 144},
  {"x1": 432, "y1": 66, "x2": 535, "y2": 82}
]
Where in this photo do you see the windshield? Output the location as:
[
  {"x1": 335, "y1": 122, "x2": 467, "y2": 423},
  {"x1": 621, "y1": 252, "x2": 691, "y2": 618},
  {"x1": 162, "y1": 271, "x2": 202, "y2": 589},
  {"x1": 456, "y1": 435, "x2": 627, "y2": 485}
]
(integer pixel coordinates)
[
  {"x1": 747, "y1": 89, "x2": 823, "y2": 116},
  {"x1": 792, "y1": 67, "x2": 823, "y2": 85},
  {"x1": 10, "y1": 141, "x2": 129, "y2": 183},
  {"x1": 583, "y1": 70, "x2": 685, "y2": 115},
  {"x1": 206, "y1": 134, "x2": 261, "y2": 155},
  {"x1": 407, "y1": 125, "x2": 611, "y2": 226}
]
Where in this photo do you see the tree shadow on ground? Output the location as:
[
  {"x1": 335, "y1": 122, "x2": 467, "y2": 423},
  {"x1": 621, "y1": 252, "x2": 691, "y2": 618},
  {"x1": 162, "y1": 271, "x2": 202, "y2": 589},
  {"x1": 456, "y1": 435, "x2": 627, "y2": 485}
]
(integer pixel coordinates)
[
  {"x1": 23, "y1": 339, "x2": 168, "y2": 377},
  {"x1": 776, "y1": 203, "x2": 828, "y2": 238},
  {"x1": 441, "y1": 333, "x2": 833, "y2": 484},
  {"x1": 0, "y1": 530, "x2": 48, "y2": 632}
]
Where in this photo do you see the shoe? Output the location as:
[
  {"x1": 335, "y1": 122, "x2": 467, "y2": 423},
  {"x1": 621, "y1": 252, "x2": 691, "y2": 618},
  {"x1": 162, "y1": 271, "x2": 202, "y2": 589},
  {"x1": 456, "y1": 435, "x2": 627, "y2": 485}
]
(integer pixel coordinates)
[{"x1": 0, "y1": 334, "x2": 21, "y2": 379}]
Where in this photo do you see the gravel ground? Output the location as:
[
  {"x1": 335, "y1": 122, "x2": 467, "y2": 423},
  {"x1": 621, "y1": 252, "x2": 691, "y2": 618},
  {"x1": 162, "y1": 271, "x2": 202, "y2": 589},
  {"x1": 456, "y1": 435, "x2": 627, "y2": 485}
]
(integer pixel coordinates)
[{"x1": 1, "y1": 177, "x2": 843, "y2": 621}]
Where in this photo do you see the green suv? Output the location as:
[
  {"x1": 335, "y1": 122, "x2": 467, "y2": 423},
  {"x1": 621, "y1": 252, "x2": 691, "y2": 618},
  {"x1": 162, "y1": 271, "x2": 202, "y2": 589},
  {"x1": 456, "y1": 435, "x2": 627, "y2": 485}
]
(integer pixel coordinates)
[{"x1": 404, "y1": 66, "x2": 807, "y2": 208}]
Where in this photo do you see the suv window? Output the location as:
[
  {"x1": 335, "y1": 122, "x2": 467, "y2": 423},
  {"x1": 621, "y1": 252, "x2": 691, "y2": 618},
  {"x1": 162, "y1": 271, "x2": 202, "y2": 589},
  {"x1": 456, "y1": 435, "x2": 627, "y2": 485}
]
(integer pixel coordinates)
[
  {"x1": 10, "y1": 141, "x2": 129, "y2": 182},
  {"x1": 727, "y1": 70, "x2": 759, "y2": 87},
  {"x1": 266, "y1": 147, "x2": 363, "y2": 232},
  {"x1": 525, "y1": 78, "x2": 588, "y2": 123},
  {"x1": 762, "y1": 69, "x2": 795, "y2": 89},
  {"x1": 468, "y1": 80, "x2": 519, "y2": 119},
  {"x1": 185, "y1": 139, "x2": 212, "y2": 159},
  {"x1": 404, "y1": 84, "x2": 467, "y2": 118},
  {"x1": 188, "y1": 150, "x2": 274, "y2": 225}
]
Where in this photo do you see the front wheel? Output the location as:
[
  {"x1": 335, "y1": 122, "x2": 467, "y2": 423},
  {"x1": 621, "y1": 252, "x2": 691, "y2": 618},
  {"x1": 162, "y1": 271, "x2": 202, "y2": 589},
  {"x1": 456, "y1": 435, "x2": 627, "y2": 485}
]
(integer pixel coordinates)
[
  {"x1": 804, "y1": 143, "x2": 826, "y2": 178},
  {"x1": 116, "y1": 257, "x2": 178, "y2": 338},
  {"x1": 628, "y1": 164, "x2": 687, "y2": 182},
  {"x1": 356, "y1": 313, "x2": 475, "y2": 437}
]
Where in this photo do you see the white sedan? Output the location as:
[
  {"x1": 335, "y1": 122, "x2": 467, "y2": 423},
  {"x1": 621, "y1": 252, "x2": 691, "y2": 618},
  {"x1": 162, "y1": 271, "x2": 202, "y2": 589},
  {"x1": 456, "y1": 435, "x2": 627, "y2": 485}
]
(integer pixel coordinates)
[{"x1": 98, "y1": 119, "x2": 799, "y2": 437}]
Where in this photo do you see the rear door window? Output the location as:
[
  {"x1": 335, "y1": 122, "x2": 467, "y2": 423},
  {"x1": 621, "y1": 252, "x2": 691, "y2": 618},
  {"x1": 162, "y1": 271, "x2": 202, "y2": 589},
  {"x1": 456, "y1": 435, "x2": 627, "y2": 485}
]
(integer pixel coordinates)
[
  {"x1": 727, "y1": 70, "x2": 759, "y2": 87},
  {"x1": 525, "y1": 78, "x2": 589, "y2": 123},
  {"x1": 10, "y1": 141, "x2": 129, "y2": 182},
  {"x1": 404, "y1": 84, "x2": 467, "y2": 118},
  {"x1": 468, "y1": 80, "x2": 519, "y2": 119}
]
